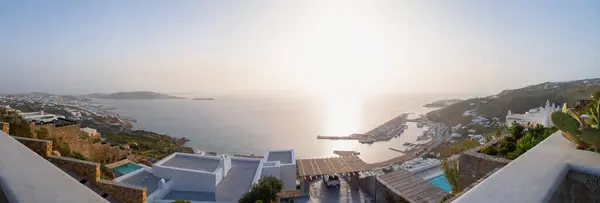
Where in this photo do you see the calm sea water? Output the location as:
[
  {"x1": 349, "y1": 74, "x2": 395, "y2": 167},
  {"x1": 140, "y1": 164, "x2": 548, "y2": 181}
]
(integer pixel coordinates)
[{"x1": 94, "y1": 93, "x2": 470, "y2": 163}]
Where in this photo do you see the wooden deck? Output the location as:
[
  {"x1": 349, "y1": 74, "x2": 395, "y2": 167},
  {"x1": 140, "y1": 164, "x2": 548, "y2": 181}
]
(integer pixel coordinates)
[{"x1": 378, "y1": 169, "x2": 448, "y2": 203}]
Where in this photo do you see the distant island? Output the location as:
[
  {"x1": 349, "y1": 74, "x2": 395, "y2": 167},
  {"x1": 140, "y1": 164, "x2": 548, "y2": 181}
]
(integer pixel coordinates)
[
  {"x1": 423, "y1": 99, "x2": 463, "y2": 108},
  {"x1": 87, "y1": 91, "x2": 185, "y2": 100},
  {"x1": 191, "y1": 97, "x2": 215, "y2": 101}
]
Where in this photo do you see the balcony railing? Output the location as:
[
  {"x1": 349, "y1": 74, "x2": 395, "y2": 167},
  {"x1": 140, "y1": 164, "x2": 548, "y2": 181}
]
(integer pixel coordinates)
[{"x1": 0, "y1": 131, "x2": 109, "y2": 203}]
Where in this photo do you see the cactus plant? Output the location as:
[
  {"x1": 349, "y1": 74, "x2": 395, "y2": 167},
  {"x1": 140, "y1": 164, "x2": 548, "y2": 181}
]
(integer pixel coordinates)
[{"x1": 550, "y1": 100, "x2": 600, "y2": 150}]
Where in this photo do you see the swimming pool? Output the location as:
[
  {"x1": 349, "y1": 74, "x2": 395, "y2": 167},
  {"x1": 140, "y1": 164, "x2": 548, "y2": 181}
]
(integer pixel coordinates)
[
  {"x1": 428, "y1": 174, "x2": 452, "y2": 193},
  {"x1": 112, "y1": 162, "x2": 142, "y2": 175}
]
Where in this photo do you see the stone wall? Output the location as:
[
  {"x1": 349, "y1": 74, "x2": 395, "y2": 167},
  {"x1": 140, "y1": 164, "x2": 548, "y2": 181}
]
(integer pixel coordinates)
[
  {"x1": 1, "y1": 122, "x2": 8, "y2": 134},
  {"x1": 48, "y1": 155, "x2": 100, "y2": 184},
  {"x1": 30, "y1": 123, "x2": 80, "y2": 140},
  {"x1": 31, "y1": 123, "x2": 127, "y2": 163},
  {"x1": 458, "y1": 146, "x2": 511, "y2": 191},
  {"x1": 12, "y1": 136, "x2": 52, "y2": 157},
  {"x1": 96, "y1": 179, "x2": 146, "y2": 203},
  {"x1": 550, "y1": 170, "x2": 600, "y2": 203}
]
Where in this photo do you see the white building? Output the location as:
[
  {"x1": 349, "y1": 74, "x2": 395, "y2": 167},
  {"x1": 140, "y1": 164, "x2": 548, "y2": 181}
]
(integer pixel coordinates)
[
  {"x1": 114, "y1": 150, "x2": 296, "y2": 202},
  {"x1": 81, "y1": 127, "x2": 100, "y2": 138},
  {"x1": 506, "y1": 100, "x2": 559, "y2": 127}
]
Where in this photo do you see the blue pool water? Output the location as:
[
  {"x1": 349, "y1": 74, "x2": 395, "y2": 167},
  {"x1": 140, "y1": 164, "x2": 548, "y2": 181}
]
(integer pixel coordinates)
[
  {"x1": 113, "y1": 163, "x2": 142, "y2": 175},
  {"x1": 428, "y1": 174, "x2": 452, "y2": 193}
]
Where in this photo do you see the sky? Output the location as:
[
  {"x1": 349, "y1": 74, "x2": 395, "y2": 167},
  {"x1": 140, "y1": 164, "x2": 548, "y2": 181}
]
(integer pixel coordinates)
[{"x1": 1, "y1": 0, "x2": 599, "y2": 96}]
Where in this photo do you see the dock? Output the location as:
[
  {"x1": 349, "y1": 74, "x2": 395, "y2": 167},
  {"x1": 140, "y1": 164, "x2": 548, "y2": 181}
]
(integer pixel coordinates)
[
  {"x1": 333, "y1": 150, "x2": 360, "y2": 156},
  {"x1": 388, "y1": 148, "x2": 403, "y2": 153},
  {"x1": 317, "y1": 136, "x2": 358, "y2": 140}
]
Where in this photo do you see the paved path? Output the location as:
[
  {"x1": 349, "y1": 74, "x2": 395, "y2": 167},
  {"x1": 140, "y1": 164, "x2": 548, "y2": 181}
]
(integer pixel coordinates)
[{"x1": 294, "y1": 177, "x2": 373, "y2": 203}]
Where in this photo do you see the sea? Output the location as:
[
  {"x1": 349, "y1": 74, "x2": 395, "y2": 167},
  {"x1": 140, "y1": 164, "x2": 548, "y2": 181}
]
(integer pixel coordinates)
[{"x1": 92, "y1": 93, "x2": 476, "y2": 163}]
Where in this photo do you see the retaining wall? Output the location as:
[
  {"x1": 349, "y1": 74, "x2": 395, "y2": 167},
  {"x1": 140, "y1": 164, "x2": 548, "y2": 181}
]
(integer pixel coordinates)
[
  {"x1": 458, "y1": 143, "x2": 511, "y2": 191},
  {"x1": 96, "y1": 179, "x2": 146, "y2": 203},
  {"x1": 13, "y1": 136, "x2": 52, "y2": 157},
  {"x1": 48, "y1": 155, "x2": 100, "y2": 184}
]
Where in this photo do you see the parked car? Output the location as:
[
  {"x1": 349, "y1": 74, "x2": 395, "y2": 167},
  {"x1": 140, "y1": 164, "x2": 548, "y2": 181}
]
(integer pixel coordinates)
[
  {"x1": 323, "y1": 175, "x2": 340, "y2": 188},
  {"x1": 32, "y1": 115, "x2": 58, "y2": 124}
]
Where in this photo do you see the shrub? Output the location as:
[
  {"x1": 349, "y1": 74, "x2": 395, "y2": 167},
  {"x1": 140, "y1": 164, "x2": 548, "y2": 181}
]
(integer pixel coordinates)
[
  {"x1": 497, "y1": 140, "x2": 516, "y2": 154},
  {"x1": 503, "y1": 136, "x2": 516, "y2": 143},
  {"x1": 238, "y1": 176, "x2": 283, "y2": 203},
  {"x1": 508, "y1": 122, "x2": 525, "y2": 139},
  {"x1": 515, "y1": 133, "x2": 536, "y2": 154},
  {"x1": 442, "y1": 159, "x2": 459, "y2": 194},
  {"x1": 171, "y1": 201, "x2": 191, "y2": 203},
  {"x1": 480, "y1": 146, "x2": 497, "y2": 155}
]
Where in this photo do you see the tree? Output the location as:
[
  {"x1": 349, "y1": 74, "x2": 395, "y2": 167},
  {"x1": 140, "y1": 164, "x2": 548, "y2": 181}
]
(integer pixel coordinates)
[
  {"x1": 239, "y1": 176, "x2": 284, "y2": 203},
  {"x1": 442, "y1": 158, "x2": 459, "y2": 194}
]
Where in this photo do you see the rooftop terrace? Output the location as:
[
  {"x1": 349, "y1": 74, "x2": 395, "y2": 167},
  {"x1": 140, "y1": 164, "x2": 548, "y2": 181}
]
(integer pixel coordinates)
[
  {"x1": 267, "y1": 150, "x2": 293, "y2": 164},
  {"x1": 215, "y1": 158, "x2": 261, "y2": 202},
  {"x1": 118, "y1": 169, "x2": 165, "y2": 196},
  {"x1": 160, "y1": 153, "x2": 221, "y2": 172}
]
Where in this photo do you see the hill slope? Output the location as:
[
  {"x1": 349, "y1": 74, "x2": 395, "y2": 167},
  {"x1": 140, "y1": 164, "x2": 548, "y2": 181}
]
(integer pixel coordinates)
[
  {"x1": 87, "y1": 91, "x2": 185, "y2": 100},
  {"x1": 427, "y1": 79, "x2": 600, "y2": 126}
]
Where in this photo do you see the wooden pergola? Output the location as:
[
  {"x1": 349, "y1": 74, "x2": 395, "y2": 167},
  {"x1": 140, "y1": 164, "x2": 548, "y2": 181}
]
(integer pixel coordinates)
[{"x1": 296, "y1": 155, "x2": 370, "y2": 178}]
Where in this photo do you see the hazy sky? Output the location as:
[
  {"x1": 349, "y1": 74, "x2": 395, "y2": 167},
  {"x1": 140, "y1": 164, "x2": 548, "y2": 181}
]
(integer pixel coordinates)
[{"x1": 1, "y1": 1, "x2": 599, "y2": 95}]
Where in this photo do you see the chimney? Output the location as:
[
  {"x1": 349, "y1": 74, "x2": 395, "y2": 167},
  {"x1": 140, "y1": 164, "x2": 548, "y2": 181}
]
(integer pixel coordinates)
[{"x1": 0, "y1": 122, "x2": 8, "y2": 135}]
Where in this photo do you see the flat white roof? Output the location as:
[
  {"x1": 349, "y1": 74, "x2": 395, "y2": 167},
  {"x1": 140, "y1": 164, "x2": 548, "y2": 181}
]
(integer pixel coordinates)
[
  {"x1": 267, "y1": 150, "x2": 293, "y2": 164},
  {"x1": 215, "y1": 159, "x2": 261, "y2": 202},
  {"x1": 118, "y1": 169, "x2": 166, "y2": 196},
  {"x1": 159, "y1": 154, "x2": 220, "y2": 172}
]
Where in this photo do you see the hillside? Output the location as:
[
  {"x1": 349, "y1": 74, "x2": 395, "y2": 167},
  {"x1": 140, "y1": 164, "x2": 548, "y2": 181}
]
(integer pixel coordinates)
[
  {"x1": 87, "y1": 91, "x2": 185, "y2": 100},
  {"x1": 423, "y1": 99, "x2": 463, "y2": 108},
  {"x1": 427, "y1": 79, "x2": 600, "y2": 126}
]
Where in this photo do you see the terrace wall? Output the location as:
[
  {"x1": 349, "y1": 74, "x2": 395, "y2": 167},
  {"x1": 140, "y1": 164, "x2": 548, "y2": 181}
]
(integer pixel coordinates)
[
  {"x1": 458, "y1": 145, "x2": 510, "y2": 191},
  {"x1": 12, "y1": 136, "x2": 52, "y2": 157},
  {"x1": 96, "y1": 179, "x2": 146, "y2": 203},
  {"x1": 30, "y1": 123, "x2": 80, "y2": 140},
  {"x1": 31, "y1": 123, "x2": 127, "y2": 163},
  {"x1": 48, "y1": 155, "x2": 100, "y2": 184}
]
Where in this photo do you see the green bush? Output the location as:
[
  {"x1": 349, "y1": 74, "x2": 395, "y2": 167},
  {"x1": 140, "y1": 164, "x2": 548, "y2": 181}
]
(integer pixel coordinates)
[
  {"x1": 503, "y1": 136, "x2": 517, "y2": 143},
  {"x1": 508, "y1": 122, "x2": 525, "y2": 139},
  {"x1": 515, "y1": 133, "x2": 536, "y2": 154},
  {"x1": 497, "y1": 140, "x2": 516, "y2": 154},
  {"x1": 238, "y1": 176, "x2": 283, "y2": 203},
  {"x1": 480, "y1": 146, "x2": 497, "y2": 155}
]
